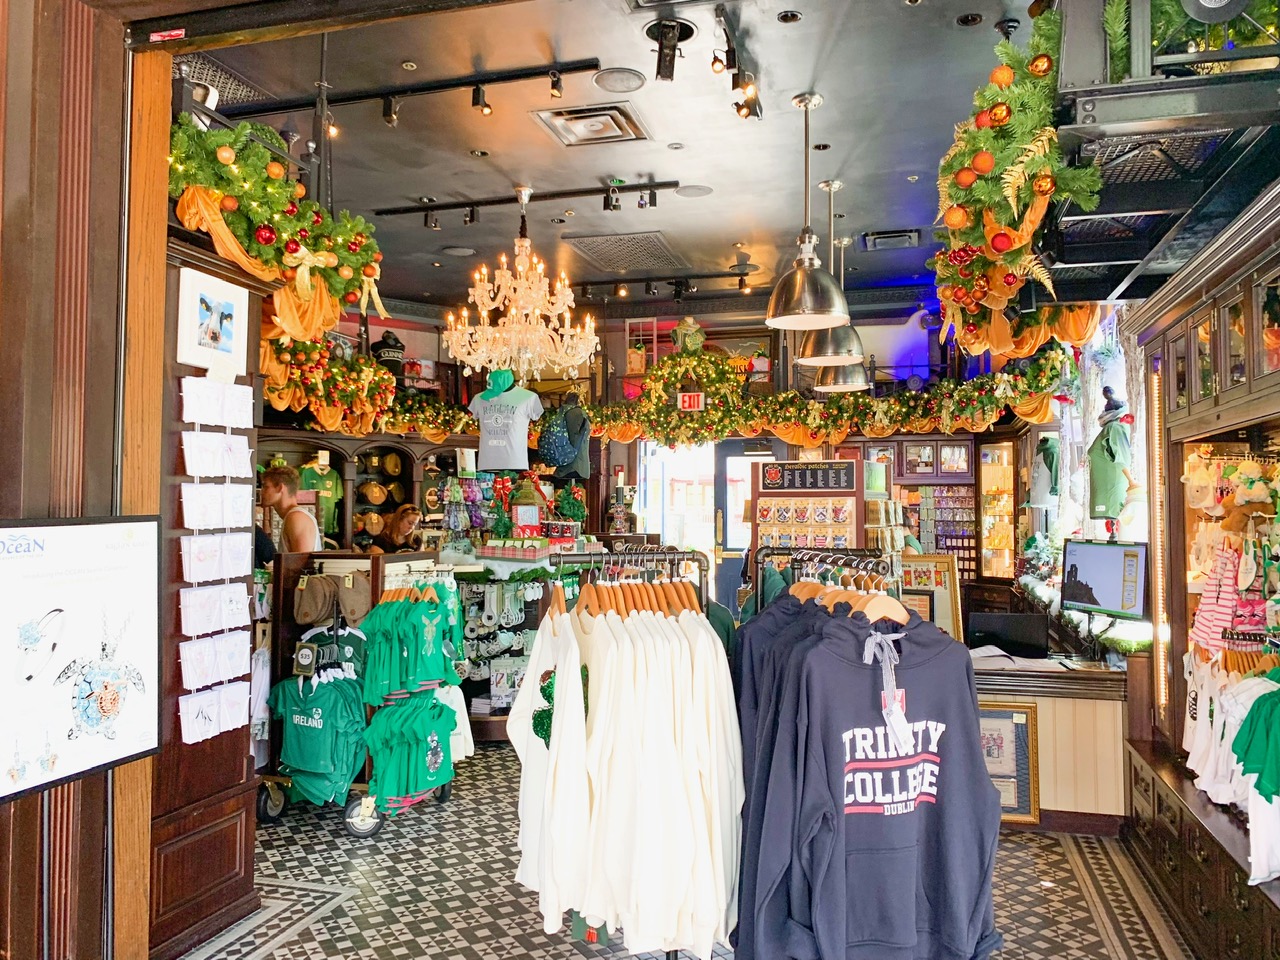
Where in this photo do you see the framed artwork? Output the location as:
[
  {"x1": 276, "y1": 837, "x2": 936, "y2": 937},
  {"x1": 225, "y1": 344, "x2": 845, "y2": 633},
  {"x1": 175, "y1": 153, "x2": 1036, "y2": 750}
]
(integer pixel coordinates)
[
  {"x1": 977, "y1": 701, "x2": 1040, "y2": 824},
  {"x1": 176, "y1": 267, "x2": 251, "y2": 378},
  {"x1": 864, "y1": 444, "x2": 895, "y2": 468},
  {"x1": 939, "y1": 443, "x2": 970, "y2": 476},
  {"x1": 903, "y1": 442, "x2": 936, "y2": 477},
  {"x1": 901, "y1": 589, "x2": 934, "y2": 623},
  {"x1": 0, "y1": 517, "x2": 161, "y2": 804},
  {"x1": 900, "y1": 554, "x2": 963, "y2": 639}
]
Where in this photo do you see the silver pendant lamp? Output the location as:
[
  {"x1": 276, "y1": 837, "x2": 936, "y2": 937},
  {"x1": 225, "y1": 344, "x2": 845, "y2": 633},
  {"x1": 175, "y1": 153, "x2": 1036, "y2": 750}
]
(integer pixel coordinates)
[
  {"x1": 765, "y1": 93, "x2": 850, "y2": 330},
  {"x1": 797, "y1": 180, "x2": 863, "y2": 365},
  {"x1": 813, "y1": 361, "x2": 871, "y2": 393}
]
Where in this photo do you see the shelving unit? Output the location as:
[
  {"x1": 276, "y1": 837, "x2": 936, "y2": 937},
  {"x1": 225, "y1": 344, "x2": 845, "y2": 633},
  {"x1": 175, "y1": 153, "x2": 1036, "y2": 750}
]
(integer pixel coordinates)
[{"x1": 978, "y1": 440, "x2": 1016, "y2": 580}]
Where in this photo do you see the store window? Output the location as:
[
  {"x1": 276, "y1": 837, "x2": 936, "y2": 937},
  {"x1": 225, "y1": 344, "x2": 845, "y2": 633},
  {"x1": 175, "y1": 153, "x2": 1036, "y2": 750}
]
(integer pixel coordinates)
[
  {"x1": 635, "y1": 441, "x2": 716, "y2": 561},
  {"x1": 1258, "y1": 271, "x2": 1280, "y2": 379},
  {"x1": 1194, "y1": 314, "x2": 1215, "y2": 401},
  {"x1": 1224, "y1": 299, "x2": 1246, "y2": 389},
  {"x1": 1171, "y1": 334, "x2": 1188, "y2": 411}
]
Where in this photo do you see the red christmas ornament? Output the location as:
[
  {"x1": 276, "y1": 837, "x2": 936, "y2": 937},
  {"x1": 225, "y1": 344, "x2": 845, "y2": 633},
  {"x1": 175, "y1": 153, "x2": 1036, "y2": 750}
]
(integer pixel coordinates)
[
  {"x1": 965, "y1": 323, "x2": 978, "y2": 334},
  {"x1": 1003, "y1": 272, "x2": 1018, "y2": 286},
  {"x1": 989, "y1": 231, "x2": 1014, "y2": 254},
  {"x1": 348, "y1": 241, "x2": 361, "y2": 253},
  {"x1": 974, "y1": 110, "x2": 992, "y2": 129},
  {"x1": 284, "y1": 201, "x2": 298, "y2": 216},
  {"x1": 957, "y1": 265, "x2": 974, "y2": 279},
  {"x1": 312, "y1": 211, "x2": 324, "y2": 226},
  {"x1": 285, "y1": 239, "x2": 301, "y2": 254},
  {"x1": 344, "y1": 291, "x2": 360, "y2": 304},
  {"x1": 254, "y1": 224, "x2": 277, "y2": 245}
]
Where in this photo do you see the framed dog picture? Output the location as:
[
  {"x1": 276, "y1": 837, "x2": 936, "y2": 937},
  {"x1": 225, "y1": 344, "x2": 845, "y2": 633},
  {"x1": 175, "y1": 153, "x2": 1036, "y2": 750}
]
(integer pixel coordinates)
[{"x1": 176, "y1": 267, "x2": 250, "y2": 378}]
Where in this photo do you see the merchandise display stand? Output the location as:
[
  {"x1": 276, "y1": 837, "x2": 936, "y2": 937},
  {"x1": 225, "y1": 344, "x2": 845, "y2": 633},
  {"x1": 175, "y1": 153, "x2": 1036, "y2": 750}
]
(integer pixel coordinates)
[{"x1": 750, "y1": 545, "x2": 889, "y2": 614}]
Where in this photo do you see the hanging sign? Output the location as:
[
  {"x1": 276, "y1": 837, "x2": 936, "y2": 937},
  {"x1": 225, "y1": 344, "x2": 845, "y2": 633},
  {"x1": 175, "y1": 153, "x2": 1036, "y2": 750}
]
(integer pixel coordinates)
[
  {"x1": 678, "y1": 391, "x2": 706, "y2": 412},
  {"x1": 760, "y1": 460, "x2": 856, "y2": 492}
]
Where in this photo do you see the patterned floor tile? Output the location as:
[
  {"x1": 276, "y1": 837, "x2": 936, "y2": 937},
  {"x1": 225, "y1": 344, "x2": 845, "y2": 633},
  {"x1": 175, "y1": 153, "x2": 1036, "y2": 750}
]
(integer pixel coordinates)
[{"x1": 180, "y1": 744, "x2": 1195, "y2": 960}]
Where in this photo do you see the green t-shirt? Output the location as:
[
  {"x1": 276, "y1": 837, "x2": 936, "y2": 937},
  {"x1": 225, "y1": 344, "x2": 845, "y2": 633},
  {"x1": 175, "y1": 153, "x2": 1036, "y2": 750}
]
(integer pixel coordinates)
[
  {"x1": 300, "y1": 464, "x2": 341, "y2": 536},
  {"x1": 1087, "y1": 420, "x2": 1131, "y2": 520}
]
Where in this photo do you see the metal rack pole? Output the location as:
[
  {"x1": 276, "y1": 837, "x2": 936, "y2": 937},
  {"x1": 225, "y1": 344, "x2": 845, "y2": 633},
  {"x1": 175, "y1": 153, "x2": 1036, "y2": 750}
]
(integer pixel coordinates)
[{"x1": 750, "y1": 546, "x2": 887, "y2": 615}]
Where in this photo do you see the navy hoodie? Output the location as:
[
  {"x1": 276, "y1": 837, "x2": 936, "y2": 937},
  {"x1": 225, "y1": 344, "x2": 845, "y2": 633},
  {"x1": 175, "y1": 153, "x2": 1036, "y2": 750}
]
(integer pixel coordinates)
[{"x1": 755, "y1": 613, "x2": 1002, "y2": 960}]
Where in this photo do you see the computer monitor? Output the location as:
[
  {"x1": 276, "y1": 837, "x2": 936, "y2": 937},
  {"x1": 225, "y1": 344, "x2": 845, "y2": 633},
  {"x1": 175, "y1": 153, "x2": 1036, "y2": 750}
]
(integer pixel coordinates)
[
  {"x1": 967, "y1": 613, "x2": 1050, "y2": 659},
  {"x1": 1060, "y1": 538, "x2": 1150, "y2": 622}
]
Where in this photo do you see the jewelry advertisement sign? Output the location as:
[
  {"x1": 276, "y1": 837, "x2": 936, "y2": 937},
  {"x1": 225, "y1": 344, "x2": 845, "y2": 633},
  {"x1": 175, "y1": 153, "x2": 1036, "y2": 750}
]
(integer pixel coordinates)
[{"x1": 0, "y1": 517, "x2": 160, "y2": 802}]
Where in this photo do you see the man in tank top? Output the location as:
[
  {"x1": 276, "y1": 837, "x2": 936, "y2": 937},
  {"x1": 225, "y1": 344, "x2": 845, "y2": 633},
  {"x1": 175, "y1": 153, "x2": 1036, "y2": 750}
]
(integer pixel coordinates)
[{"x1": 260, "y1": 465, "x2": 324, "y2": 554}]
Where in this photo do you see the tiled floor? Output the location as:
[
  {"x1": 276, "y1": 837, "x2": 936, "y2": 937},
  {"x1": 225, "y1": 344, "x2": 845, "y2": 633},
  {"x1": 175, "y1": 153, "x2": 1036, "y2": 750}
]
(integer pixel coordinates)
[{"x1": 181, "y1": 745, "x2": 1194, "y2": 960}]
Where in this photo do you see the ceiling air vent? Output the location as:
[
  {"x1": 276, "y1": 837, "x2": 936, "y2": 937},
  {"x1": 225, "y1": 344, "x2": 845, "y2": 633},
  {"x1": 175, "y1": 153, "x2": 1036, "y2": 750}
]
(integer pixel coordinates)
[
  {"x1": 564, "y1": 231, "x2": 689, "y2": 273},
  {"x1": 533, "y1": 102, "x2": 651, "y2": 147},
  {"x1": 862, "y1": 230, "x2": 921, "y2": 251}
]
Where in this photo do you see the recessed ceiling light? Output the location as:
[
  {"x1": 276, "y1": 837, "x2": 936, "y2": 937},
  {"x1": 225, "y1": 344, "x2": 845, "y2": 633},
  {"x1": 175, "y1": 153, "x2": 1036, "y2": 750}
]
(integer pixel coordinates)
[
  {"x1": 667, "y1": 142, "x2": 685, "y2": 150},
  {"x1": 733, "y1": 241, "x2": 746, "y2": 248},
  {"x1": 401, "y1": 60, "x2": 418, "y2": 71},
  {"x1": 846, "y1": 266, "x2": 858, "y2": 272},
  {"x1": 442, "y1": 246, "x2": 475, "y2": 257},
  {"x1": 956, "y1": 12, "x2": 983, "y2": 26},
  {"x1": 674, "y1": 184, "x2": 713, "y2": 198},
  {"x1": 469, "y1": 149, "x2": 489, "y2": 158},
  {"x1": 834, "y1": 212, "x2": 846, "y2": 219},
  {"x1": 905, "y1": 0, "x2": 921, "y2": 5},
  {"x1": 431, "y1": 261, "x2": 442, "y2": 267},
  {"x1": 906, "y1": 175, "x2": 919, "y2": 182},
  {"x1": 813, "y1": 143, "x2": 831, "y2": 151},
  {"x1": 564, "y1": 209, "x2": 575, "y2": 217},
  {"x1": 592, "y1": 67, "x2": 646, "y2": 93},
  {"x1": 418, "y1": 195, "x2": 437, "y2": 203},
  {"x1": 550, "y1": 217, "x2": 566, "y2": 223},
  {"x1": 777, "y1": 10, "x2": 803, "y2": 22}
]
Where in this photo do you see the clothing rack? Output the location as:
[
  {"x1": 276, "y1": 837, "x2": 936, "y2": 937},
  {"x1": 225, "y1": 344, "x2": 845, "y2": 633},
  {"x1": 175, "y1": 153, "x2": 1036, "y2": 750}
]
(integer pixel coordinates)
[
  {"x1": 548, "y1": 545, "x2": 711, "y2": 606},
  {"x1": 751, "y1": 546, "x2": 888, "y2": 615}
]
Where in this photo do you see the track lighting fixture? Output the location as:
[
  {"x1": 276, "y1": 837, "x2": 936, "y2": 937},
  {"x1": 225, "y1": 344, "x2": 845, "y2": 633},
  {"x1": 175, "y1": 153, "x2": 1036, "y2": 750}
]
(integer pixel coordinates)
[
  {"x1": 604, "y1": 188, "x2": 622, "y2": 212},
  {"x1": 382, "y1": 97, "x2": 400, "y2": 128},
  {"x1": 425, "y1": 213, "x2": 441, "y2": 230},
  {"x1": 637, "y1": 193, "x2": 648, "y2": 209},
  {"x1": 735, "y1": 101, "x2": 751, "y2": 119},
  {"x1": 711, "y1": 50, "x2": 727, "y2": 74},
  {"x1": 614, "y1": 283, "x2": 629, "y2": 298},
  {"x1": 325, "y1": 114, "x2": 339, "y2": 138},
  {"x1": 645, "y1": 281, "x2": 659, "y2": 296},
  {"x1": 549, "y1": 70, "x2": 564, "y2": 98},
  {"x1": 649, "y1": 188, "x2": 658, "y2": 208},
  {"x1": 464, "y1": 205, "x2": 479, "y2": 225},
  {"x1": 471, "y1": 85, "x2": 492, "y2": 116},
  {"x1": 735, "y1": 71, "x2": 758, "y2": 99},
  {"x1": 739, "y1": 276, "x2": 751, "y2": 294}
]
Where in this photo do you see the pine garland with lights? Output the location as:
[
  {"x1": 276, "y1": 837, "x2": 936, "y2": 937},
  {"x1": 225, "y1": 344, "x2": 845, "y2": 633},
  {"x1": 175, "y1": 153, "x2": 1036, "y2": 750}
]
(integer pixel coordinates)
[
  {"x1": 264, "y1": 337, "x2": 396, "y2": 433},
  {"x1": 168, "y1": 114, "x2": 384, "y2": 307},
  {"x1": 383, "y1": 392, "x2": 477, "y2": 435},
  {"x1": 585, "y1": 344, "x2": 1067, "y2": 446},
  {"x1": 930, "y1": 11, "x2": 1102, "y2": 351}
]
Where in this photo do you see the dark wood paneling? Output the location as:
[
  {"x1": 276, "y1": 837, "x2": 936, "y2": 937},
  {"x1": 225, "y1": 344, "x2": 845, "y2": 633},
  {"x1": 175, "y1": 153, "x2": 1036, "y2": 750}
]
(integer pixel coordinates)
[{"x1": 148, "y1": 784, "x2": 258, "y2": 960}]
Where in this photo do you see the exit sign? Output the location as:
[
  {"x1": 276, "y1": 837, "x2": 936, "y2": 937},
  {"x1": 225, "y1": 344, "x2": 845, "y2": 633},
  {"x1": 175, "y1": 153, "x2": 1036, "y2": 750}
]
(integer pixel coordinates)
[{"x1": 679, "y1": 391, "x2": 705, "y2": 412}]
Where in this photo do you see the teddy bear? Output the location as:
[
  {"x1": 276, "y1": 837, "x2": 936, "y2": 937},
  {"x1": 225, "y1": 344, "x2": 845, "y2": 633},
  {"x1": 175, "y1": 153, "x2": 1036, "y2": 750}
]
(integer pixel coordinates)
[{"x1": 1220, "y1": 460, "x2": 1276, "y2": 533}]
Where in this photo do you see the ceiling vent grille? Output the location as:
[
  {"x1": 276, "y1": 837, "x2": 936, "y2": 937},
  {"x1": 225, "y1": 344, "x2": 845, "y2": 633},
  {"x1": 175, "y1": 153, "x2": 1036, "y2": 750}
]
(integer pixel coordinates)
[
  {"x1": 862, "y1": 229, "x2": 921, "y2": 251},
  {"x1": 533, "y1": 102, "x2": 651, "y2": 147},
  {"x1": 564, "y1": 232, "x2": 689, "y2": 273},
  {"x1": 173, "y1": 54, "x2": 269, "y2": 107}
]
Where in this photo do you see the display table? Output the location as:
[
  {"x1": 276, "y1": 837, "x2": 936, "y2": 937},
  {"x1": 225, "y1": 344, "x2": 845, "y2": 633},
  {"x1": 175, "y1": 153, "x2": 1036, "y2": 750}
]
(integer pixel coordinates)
[{"x1": 976, "y1": 662, "x2": 1128, "y2": 833}]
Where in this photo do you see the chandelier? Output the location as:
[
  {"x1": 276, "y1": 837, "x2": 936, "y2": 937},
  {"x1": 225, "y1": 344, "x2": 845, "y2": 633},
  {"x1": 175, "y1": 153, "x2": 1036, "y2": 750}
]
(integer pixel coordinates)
[{"x1": 443, "y1": 188, "x2": 598, "y2": 384}]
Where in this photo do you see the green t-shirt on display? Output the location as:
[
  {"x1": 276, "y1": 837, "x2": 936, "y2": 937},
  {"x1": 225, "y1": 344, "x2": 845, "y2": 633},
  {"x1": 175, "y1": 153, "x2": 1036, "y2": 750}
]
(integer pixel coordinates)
[{"x1": 300, "y1": 463, "x2": 341, "y2": 536}]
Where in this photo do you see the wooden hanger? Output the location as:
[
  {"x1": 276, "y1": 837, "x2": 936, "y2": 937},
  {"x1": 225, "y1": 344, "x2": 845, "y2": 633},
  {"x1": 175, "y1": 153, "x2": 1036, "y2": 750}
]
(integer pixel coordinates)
[
  {"x1": 679, "y1": 577, "x2": 701, "y2": 613},
  {"x1": 549, "y1": 582, "x2": 568, "y2": 618},
  {"x1": 577, "y1": 579, "x2": 602, "y2": 617}
]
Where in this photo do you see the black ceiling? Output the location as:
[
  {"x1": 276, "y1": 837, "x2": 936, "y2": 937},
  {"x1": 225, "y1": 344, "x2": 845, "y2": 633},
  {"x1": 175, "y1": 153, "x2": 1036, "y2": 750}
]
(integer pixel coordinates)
[{"x1": 194, "y1": 0, "x2": 1017, "y2": 311}]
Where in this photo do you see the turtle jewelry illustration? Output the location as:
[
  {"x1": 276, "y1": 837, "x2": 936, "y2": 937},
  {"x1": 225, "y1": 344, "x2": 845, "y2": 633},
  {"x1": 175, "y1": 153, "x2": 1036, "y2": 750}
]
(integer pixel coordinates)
[
  {"x1": 14, "y1": 608, "x2": 64, "y2": 682},
  {"x1": 6, "y1": 743, "x2": 27, "y2": 785},
  {"x1": 54, "y1": 616, "x2": 146, "y2": 741},
  {"x1": 37, "y1": 738, "x2": 57, "y2": 773}
]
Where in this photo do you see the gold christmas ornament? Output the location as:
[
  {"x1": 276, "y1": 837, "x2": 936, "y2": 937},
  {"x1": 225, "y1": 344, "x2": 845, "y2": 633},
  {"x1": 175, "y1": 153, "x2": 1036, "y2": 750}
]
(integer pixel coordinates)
[
  {"x1": 1032, "y1": 173, "x2": 1056, "y2": 196},
  {"x1": 988, "y1": 102, "x2": 1012, "y2": 126},
  {"x1": 1027, "y1": 54, "x2": 1053, "y2": 78}
]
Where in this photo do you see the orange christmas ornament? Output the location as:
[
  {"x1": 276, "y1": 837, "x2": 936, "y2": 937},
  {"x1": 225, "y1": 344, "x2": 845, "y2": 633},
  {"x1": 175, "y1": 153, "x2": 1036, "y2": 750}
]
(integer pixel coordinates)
[
  {"x1": 954, "y1": 167, "x2": 978, "y2": 189},
  {"x1": 943, "y1": 205, "x2": 970, "y2": 230},
  {"x1": 988, "y1": 102, "x2": 1012, "y2": 126},
  {"x1": 1033, "y1": 173, "x2": 1056, "y2": 196},
  {"x1": 219, "y1": 194, "x2": 239, "y2": 212},
  {"x1": 362, "y1": 264, "x2": 378, "y2": 278},
  {"x1": 266, "y1": 161, "x2": 286, "y2": 180},
  {"x1": 1028, "y1": 54, "x2": 1053, "y2": 78},
  {"x1": 971, "y1": 151, "x2": 996, "y2": 175},
  {"x1": 338, "y1": 265, "x2": 354, "y2": 280},
  {"x1": 215, "y1": 145, "x2": 236, "y2": 165},
  {"x1": 938, "y1": 285, "x2": 953, "y2": 300},
  {"x1": 989, "y1": 64, "x2": 1015, "y2": 88},
  {"x1": 294, "y1": 183, "x2": 307, "y2": 199}
]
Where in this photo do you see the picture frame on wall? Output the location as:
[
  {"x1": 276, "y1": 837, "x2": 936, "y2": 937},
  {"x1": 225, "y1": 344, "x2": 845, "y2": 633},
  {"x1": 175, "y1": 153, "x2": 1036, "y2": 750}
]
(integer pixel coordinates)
[
  {"x1": 900, "y1": 589, "x2": 934, "y2": 623},
  {"x1": 977, "y1": 701, "x2": 1040, "y2": 824},
  {"x1": 903, "y1": 442, "x2": 936, "y2": 476},
  {"x1": 175, "y1": 267, "x2": 251, "y2": 378}
]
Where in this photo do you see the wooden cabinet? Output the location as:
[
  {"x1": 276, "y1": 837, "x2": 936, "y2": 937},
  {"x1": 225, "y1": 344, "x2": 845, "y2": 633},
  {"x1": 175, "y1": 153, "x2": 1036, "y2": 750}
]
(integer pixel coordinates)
[
  {"x1": 1126, "y1": 741, "x2": 1280, "y2": 960},
  {"x1": 1252, "y1": 257, "x2": 1280, "y2": 392}
]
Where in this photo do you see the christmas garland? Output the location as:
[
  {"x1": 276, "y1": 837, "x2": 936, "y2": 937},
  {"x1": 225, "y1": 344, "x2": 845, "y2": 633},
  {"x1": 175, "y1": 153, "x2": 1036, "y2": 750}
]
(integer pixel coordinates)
[
  {"x1": 930, "y1": 11, "x2": 1103, "y2": 356},
  {"x1": 383, "y1": 392, "x2": 478, "y2": 439},
  {"x1": 583, "y1": 345, "x2": 1069, "y2": 447},
  {"x1": 264, "y1": 337, "x2": 396, "y2": 435},
  {"x1": 1105, "y1": 0, "x2": 1280, "y2": 83}
]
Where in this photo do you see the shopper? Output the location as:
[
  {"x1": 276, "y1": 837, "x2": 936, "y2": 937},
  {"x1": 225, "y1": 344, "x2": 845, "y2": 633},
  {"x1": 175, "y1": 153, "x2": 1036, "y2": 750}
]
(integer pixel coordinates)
[
  {"x1": 368, "y1": 504, "x2": 422, "y2": 555},
  {"x1": 260, "y1": 465, "x2": 324, "y2": 553}
]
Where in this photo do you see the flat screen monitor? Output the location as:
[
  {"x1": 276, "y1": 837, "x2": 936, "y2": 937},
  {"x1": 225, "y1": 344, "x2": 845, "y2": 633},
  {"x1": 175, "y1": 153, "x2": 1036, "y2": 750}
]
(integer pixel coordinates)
[
  {"x1": 1060, "y1": 538, "x2": 1149, "y2": 622},
  {"x1": 967, "y1": 613, "x2": 1050, "y2": 659}
]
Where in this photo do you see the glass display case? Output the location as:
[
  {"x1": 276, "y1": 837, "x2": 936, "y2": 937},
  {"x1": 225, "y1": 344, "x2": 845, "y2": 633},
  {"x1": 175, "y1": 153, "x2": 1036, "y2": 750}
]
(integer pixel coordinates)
[{"x1": 977, "y1": 440, "x2": 1016, "y2": 580}]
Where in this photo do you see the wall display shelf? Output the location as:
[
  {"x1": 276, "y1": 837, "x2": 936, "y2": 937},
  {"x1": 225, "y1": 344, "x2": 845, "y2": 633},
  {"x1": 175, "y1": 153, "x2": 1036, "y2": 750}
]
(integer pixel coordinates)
[{"x1": 977, "y1": 440, "x2": 1016, "y2": 581}]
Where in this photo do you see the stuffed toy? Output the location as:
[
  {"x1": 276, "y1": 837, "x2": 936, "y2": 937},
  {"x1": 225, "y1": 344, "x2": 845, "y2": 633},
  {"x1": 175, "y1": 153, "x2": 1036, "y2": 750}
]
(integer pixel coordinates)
[
  {"x1": 1221, "y1": 460, "x2": 1276, "y2": 533},
  {"x1": 1181, "y1": 453, "x2": 1221, "y2": 515}
]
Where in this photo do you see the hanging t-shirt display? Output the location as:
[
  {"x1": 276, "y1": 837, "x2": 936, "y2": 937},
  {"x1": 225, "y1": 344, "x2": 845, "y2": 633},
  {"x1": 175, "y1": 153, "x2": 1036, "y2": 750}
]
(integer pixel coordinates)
[
  {"x1": 469, "y1": 389, "x2": 544, "y2": 472},
  {"x1": 300, "y1": 463, "x2": 341, "y2": 535},
  {"x1": 1027, "y1": 436, "x2": 1059, "y2": 508}
]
